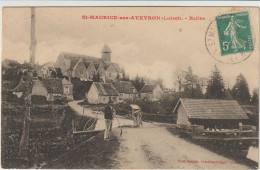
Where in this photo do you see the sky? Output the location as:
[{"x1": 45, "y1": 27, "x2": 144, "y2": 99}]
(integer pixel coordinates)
[{"x1": 2, "y1": 7, "x2": 259, "y2": 92}]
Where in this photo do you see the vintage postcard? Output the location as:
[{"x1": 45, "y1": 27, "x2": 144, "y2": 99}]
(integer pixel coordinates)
[{"x1": 1, "y1": 7, "x2": 259, "y2": 169}]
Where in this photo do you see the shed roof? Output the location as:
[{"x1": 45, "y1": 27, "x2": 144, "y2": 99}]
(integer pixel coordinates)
[
  {"x1": 140, "y1": 84, "x2": 158, "y2": 93},
  {"x1": 173, "y1": 98, "x2": 249, "y2": 120},
  {"x1": 94, "y1": 82, "x2": 118, "y2": 96},
  {"x1": 41, "y1": 78, "x2": 63, "y2": 94},
  {"x1": 112, "y1": 81, "x2": 138, "y2": 94},
  {"x1": 130, "y1": 104, "x2": 140, "y2": 110}
]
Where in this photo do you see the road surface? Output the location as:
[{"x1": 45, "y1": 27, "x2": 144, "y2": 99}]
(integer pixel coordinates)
[
  {"x1": 68, "y1": 101, "x2": 251, "y2": 169},
  {"x1": 68, "y1": 100, "x2": 134, "y2": 130}
]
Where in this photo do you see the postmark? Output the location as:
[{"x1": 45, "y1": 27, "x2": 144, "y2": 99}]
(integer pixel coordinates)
[{"x1": 205, "y1": 11, "x2": 254, "y2": 64}]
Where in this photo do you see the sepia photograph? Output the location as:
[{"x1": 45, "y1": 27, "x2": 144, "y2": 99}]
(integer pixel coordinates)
[{"x1": 1, "y1": 7, "x2": 259, "y2": 169}]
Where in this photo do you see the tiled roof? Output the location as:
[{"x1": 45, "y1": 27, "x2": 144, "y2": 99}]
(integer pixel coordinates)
[
  {"x1": 112, "y1": 63, "x2": 122, "y2": 73},
  {"x1": 41, "y1": 78, "x2": 63, "y2": 94},
  {"x1": 68, "y1": 59, "x2": 79, "y2": 71},
  {"x1": 62, "y1": 78, "x2": 72, "y2": 85},
  {"x1": 140, "y1": 84, "x2": 158, "y2": 93},
  {"x1": 112, "y1": 81, "x2": 138, "y2": 94},
  {"x1": 94, "y1": 82, "x2": 118, "y2": 96},
  {"x1": 13, "y1": 81, "x2": 33, "y2": 93},
  {"x1": 173, "y1": 98, "x2": 249, "y2": 120}
]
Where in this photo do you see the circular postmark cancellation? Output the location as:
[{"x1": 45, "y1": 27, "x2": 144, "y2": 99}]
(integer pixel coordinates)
[{"x1": 205, "y1": 10, "x2": 255, "y2": 64}]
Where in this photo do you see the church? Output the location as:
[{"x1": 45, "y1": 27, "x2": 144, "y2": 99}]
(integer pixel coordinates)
[{"x1": 54, "y1": 44, "x2": 122, "y2": 82}]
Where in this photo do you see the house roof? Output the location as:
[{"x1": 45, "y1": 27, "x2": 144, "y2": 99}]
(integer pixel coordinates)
[
  {"x1": 140, "y1": 84, "x2": 158, "y2": 93},
  {"x1": 67, "y1": 59, "x2": 80, "y2": 71},
  {"x1": 62, "y1": 78, "x2": 72, "y2": 85},
  {"x1": 13, "y1": 81, "x2": 33, "y2": 93},
  {"x1": 60, "y1": 52, "x2": 103, "y2": 63},
  {"x1": 112, "y1": 63, "x2": 122, "y2": 73},
  {"x1": 94, "y1": 63, "x2": 100, "y2": 70},
  {"x1": 41, "y1": 78, "x2": 63, "y2": 94},
  {"x1": 94, "y1": 82, "x2": 118, "y2": 96},
  {"x1": 112, "y1": 81, "x2": 138, "y2": 94},
  {"x1": 101, "y1": 44, "x2": 112, "y2": 53},
  {"x1": 84, "y1": 62, "x2": 92, "y2": 70},
  {"x1": 173, "y1": 98, "x2": 249, "y2": 120}
]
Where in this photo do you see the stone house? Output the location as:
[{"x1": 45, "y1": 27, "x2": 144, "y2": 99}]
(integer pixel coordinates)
[
  {"x1": 62, "y1": 78, "x2": 74, "y2": 100},
  {"x1": 112, "y1": 81, "x2": 138, "y2": 101},
  {"x1": 139, "y1": 84, "x2": 163, "y2": 101},
  {"x1": 87, "y1": 82, "x2": 119, "y2": 104},
  {"x1": 13, "y1": 78, "x2": 73, "y2": 101}
]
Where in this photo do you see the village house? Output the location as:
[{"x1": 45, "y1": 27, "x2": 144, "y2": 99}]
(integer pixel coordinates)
[
  {"x1": 13, "y1": 80, "x2": 33, "y2": 98},
  {"x1": 62, "y1": 78, "x2": 74, "y2": 100},
  {"x1": 172, "y1": 98, "x2": 249, "y2": 129},
  {"x1": 13, "y1": 78, "x2": 73, "y2": 101},
  {"x1": 112, "y1": 81, "x2": 138, "y2": 101},
  {"x1": 112, "y1": 81, "x2": 138, "y2": 100},
  {"x1": 87, "y1": 82, "x2": 119, "y2": 104},
  {"x1": 54, "y1": 44, "x2": 122, "y2": 82},
  {"x1": 139, "y1": 84, "x2": 163, "y2": 101}
]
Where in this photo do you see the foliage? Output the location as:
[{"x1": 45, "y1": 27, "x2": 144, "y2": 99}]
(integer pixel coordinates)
[
  {"x1": 206, "y1": 65, "x2": 226, "y2": 99},
  {"x1": 93, "y1": 72, "x2": 101, "y2": 82},
  {"x1": 251, "y1": 88, "x2": 259, "y2": 105},
  {"x1": 183, "y1": 66, "x2": 203, "y2": 98},
  {"x1": 231, "y1": 73, "x2": 251, "y2": 104},
  {"x1": 71, "y1": 77, "x2": 92, "y2": 100},
  {"x1": 2, "y1": 62, "x2": 34, "y2": 84},
  {"x1": 131, "y1": 75, "x2": 145, "y2": 92}
]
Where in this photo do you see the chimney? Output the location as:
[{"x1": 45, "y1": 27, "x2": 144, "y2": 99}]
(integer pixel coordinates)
[{"x1": 30, "y1": 7, "x2": 36, "y2": 65}]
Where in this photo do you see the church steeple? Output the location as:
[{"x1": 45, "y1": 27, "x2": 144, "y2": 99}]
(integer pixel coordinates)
[{"x1": 101, "y1": 44, "x2": 111, "y2": 63}]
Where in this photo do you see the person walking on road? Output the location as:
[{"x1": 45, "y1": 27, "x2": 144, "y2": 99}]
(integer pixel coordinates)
[{"x1": 104, "y1": 104, "x2": 115, "y2": 140}]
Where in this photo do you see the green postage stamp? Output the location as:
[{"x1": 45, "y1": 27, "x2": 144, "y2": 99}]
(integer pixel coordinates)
[{"x1": 216, "y1": 11, "x2": 254, "y2": 56}]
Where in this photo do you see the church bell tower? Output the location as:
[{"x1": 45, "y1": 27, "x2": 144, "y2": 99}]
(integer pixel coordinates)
[{"x1": 101, "y1": 44, "x2": 111, "y2": 63}]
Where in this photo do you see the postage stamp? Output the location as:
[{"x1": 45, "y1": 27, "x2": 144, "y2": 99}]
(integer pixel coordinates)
[
  {"x1": 216, "y1": 11, "x2": 254, "y2": 56},
  {"x1": 205, "y1": 10, "x2": 255, "y2": 64}
]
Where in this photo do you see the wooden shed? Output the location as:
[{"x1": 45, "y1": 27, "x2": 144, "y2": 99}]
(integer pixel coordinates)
[{"x1": 173, "y1": 98, "x2": 249, "y2": 129}]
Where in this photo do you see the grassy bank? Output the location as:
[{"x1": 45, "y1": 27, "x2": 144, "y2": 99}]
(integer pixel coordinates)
[
  {"x1": 1, "y1": 102, "x2": 98, "y2": 168},
  {"x1": 44, "y1": 129, "x2": 120, "y2": 169}
]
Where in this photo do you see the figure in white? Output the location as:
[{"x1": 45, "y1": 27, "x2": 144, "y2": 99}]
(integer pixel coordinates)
[{"x1": 224, "y1": 16, "x2": 247, "y2": 52}]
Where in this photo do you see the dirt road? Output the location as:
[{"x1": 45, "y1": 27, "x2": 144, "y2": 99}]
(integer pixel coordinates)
[
  {"x1": 68, "y1": 101, "x2": 251, "y2": 169},
  {"x1": 112, "y1": 124, "x2": 251, "y2": 169}
]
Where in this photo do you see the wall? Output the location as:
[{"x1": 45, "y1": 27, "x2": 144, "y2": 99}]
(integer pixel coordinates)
[
  {"x1": 87, "y1": 85, "x2": 99, "y2": 104},
  {"x1": 152, "y1": 85, "x2": 163, "y2": 100},
  {"x1": 63, "y1": 84, "x2": 73, "y2": 100},
  {"x1": 73, "y1": 61, "x2": 87, "y2": 79},
  {"x1": 105, "y1": 65, "x2": 117, "y2": 80},
  {"x1": 176, "y1": 104, "x2": 191, "y2": 126},
  {"x1": 86, "y1": 63, "x2": 96, "y2": 80}
]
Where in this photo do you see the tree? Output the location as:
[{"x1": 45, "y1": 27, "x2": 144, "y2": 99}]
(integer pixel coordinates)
[
  {"x1": 51, "y1": 70, "x2": 57, "y2": 78},
  {"x1": 93, "y1": 72, "x2": 101, "y2": 82},
  {"x1": 131, "y1": 75, "x2": 145, "y2": 92},
  {"x1": 232, "y1": 73, "x2": 251, "y2": 104},
  {"x1": 251, "y1": 88, "x2": 259, "y2": 105},
  {"x1": 56, "y1": 68, "x2": 63, "y2": 78},
  {"x1": 173, "y1": 67, "x2": 186, "y2": 92},
  {"x1": 183, "y1": 66, "x2": 203, "y2": 98},
  {"x1": 206, "y1": 65, "x2": 226, "y2": 99}
]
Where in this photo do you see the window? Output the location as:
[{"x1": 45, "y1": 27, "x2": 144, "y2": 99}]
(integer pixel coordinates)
[
  {"x1": 103, "y1": 98, "x2": 105, "y2": 101},
  {"x1": 80, "y1": 70, "x2": 83, "y2": 74}
]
